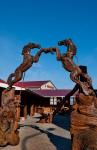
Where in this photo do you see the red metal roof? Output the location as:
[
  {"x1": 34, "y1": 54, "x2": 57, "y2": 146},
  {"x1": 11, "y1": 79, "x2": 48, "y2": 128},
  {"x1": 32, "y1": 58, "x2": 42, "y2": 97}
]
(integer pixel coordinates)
[
  {"x1": 32, "y1": 89, "x2": 71, "y2": 97},
  {"x1": 14, "y1": 80, "x2": 50, "y2": 88},
  {"x1": 0, "y1": 79, "x2": 6, "y2": 84}
]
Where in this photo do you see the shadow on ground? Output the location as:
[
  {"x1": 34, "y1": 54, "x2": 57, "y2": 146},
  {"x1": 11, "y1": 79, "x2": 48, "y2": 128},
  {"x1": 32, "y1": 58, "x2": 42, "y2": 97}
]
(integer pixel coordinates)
[
  {"x1": 21, "y1": 114, "x2": 71, "y2": 150},
  {"x1": 48, "y1": 132, "x2": 71, "y2": 150},
  {"x1": 53, "y1": 113, "x2": 71, "y2": 131},
  {"x1": 51, "y1": 113, "x2": 71, "y2": 150}
]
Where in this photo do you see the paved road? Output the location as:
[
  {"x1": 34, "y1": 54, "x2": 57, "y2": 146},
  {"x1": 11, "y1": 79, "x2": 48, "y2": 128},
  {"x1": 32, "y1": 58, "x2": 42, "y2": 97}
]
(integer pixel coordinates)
[{"x1": 0, "y1": 114, "x2": 71, "y2": 150}]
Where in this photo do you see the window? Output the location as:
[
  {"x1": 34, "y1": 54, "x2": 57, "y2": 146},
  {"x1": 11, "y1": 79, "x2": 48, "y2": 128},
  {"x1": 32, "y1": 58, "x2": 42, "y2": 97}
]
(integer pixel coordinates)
[
  {"x1": 54, "y1": 97, "x2": 57, "y2": 105},
  {"x1": 70, "y1": 96, "x2": 74, "y2": 105},
  {"x1": 50, "y1": 97, "x2": 54, "y2": 105},
  {"x1": 50, "y1": 97, "x2": 57, "y2": 105}
]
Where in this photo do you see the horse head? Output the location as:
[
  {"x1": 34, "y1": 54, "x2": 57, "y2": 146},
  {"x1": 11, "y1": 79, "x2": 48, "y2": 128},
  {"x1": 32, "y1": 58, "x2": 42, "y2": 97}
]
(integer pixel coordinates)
[
  {"x1": 58, "y1": 38, "x2": 77, "y2": 55},
  {"x1": 58, "y1": 38, "x2": 73, "y2": 46},
  {"x1": 25, "y1": 43, "x2": 41, "y2": 49},
  {"x1": 22, "y1": 43, "x2": 41, "y2": 55}
]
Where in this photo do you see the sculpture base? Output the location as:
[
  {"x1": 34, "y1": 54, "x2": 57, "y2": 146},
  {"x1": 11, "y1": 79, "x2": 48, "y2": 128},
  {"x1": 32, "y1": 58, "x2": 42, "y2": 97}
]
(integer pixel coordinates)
[
  {"x1": 0, "y1": 88, "x2": 20, "y2": 146},
  {"x1": 71, "y1": 93, "x2": 97, "y2": 150},
  {"x1": 0, "y1": 130, "x2": 20, "y2": 146}
]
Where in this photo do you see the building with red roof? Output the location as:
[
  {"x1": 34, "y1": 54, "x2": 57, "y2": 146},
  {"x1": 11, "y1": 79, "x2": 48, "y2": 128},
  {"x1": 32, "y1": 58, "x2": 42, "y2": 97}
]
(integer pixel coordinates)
[
  {"x1": 32, "y1": 89, "x2": 71, "y2": 97},
  {"x1": 0, "y1": 79, "x2": 8, "y2": 88},
  {"x1": 14, "y1": 80, "x2": 56, "y2": 90},
  {"x1": 0, "y1": 79, "x2": 75, "y2": 118}
]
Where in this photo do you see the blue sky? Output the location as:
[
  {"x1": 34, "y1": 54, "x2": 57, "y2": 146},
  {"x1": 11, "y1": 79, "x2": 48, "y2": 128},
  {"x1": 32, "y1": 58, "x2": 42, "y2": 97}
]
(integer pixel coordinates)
[{"x1": 0, "y1": 0, "x2": 97, "y2": 89}]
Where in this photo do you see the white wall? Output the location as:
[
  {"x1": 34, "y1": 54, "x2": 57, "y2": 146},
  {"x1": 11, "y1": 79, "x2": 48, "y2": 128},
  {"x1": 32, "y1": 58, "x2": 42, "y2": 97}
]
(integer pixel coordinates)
[{"x1": 41, "y1": 81, "x2": 56, "y2": 89}]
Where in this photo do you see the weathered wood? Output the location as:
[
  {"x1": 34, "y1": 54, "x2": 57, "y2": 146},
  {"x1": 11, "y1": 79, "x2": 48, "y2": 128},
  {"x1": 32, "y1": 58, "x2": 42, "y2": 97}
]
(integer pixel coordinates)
[
  {"x1": 7, "y1": 43, "x2": 42, "y2": 89},
  {"x1": 48, "y1": 39, "x2": 97, "y2": 149},
  {"x1": 71, "y1": 93, "x2": 97, "y2": 150},
  {"x1": 0, "y1": 88, "x2": 20, "y2": 146}
]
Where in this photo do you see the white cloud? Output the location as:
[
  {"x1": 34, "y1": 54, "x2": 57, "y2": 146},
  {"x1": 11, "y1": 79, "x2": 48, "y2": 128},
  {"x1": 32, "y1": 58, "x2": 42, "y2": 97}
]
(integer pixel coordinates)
[{"x1": 33, "y1": 63, "x2": 42, "y2": 69}]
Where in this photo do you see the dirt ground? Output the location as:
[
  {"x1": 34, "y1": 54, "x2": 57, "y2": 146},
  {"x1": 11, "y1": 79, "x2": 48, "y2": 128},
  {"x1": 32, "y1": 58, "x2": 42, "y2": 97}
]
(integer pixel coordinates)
[{"x1": 0, "y1": 114, "x2": 71, "y2": 150}]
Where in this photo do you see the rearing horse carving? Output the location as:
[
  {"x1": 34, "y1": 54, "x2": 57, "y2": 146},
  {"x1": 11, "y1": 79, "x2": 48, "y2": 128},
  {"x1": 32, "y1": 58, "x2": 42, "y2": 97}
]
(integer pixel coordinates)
[
  {"x1": 56, "y1": 39, "x2": 95, "y2": 96},
  {"x1": 7, "y1": 43, "x2": 43, "y2": 89},
  {"x1": 42, "y1": 39, "x2": 95, "y2": 96}
]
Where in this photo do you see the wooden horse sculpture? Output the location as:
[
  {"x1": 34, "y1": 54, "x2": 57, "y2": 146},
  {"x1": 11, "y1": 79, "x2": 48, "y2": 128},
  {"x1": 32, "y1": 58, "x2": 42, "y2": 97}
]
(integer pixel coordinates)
[
  {"x1": 42, "y1": 39, "x2": 95, "y2": 96},
  {"x1": 56, "y1": 39, "x2": 95, "y2": 96},
  {"x1": 42, "y1": 39, "x2": 97, "y2": 150},
  {"x1": 42, "y1": 39, "x2": 94, "y2": 95},
  {"x1": 0, "y1": 42, "x2": 47, "y2": 146},
  {"x1": 7, "y1": 43, "x2": 43, "y2": 89}
]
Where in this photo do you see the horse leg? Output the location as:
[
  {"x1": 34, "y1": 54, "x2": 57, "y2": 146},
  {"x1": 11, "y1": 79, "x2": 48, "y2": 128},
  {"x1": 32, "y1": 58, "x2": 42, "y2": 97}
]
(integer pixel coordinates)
[
  {"x1": 8, "y1": 70, "x2": 23, "y2": 88},
  {"x1": 70, "y1": 70, "x2": 81, "y2": 85},
  {"x1": 7, "y1": 73, "x2": 15, "y2": 86},
  {"x1": 11, "y1": 70, "x2": 23, "y2": 85}
]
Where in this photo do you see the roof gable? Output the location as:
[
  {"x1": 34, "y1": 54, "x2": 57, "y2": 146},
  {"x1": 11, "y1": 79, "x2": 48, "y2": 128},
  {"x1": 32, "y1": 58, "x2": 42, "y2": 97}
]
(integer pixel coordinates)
[{"x1": 14, "y1": 80, "x2": 53, "y2": 88}]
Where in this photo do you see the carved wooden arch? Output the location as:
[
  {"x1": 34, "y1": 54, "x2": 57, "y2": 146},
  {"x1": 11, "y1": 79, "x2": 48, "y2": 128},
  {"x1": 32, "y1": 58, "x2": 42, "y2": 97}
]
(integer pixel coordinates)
[{"x1": 0, "y1": 40, "x2": 97, "y2": 149}]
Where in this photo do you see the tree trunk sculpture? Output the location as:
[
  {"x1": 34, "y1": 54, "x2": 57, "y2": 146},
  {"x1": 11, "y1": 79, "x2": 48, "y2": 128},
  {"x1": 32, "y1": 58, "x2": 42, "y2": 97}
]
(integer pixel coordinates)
[
  {"x1": 42, "y1": 39, "x2": 97, "y2": 150},
  {"x1": 0, "y1": 88, "x2": 20, "y2": 146},
  {"x1": 0, "y1": 42, "x2": 45, "y2": 146},
  {"x1": 7, "y1": 42, "x2": 43, "y2": 89}
]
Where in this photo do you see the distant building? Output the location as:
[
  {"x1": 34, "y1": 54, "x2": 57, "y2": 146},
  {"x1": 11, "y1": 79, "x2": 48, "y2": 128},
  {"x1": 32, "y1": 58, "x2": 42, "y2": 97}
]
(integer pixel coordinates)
[
  {"x1": 0, "y1": 79, "x2": 74, "y2": 117},
  {"x1": 14, "y1": 80, "x2": 56, "y2": 90}
]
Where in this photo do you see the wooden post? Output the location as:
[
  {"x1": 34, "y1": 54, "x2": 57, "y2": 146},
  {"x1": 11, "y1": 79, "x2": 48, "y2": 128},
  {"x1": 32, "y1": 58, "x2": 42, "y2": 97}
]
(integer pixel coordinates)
[
  {"x1": 24, "y1": 105, "x2": 27, "y2": 119},
  {"x1": 30, "y1": 104, "x2": 35, "y2": 116}
]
